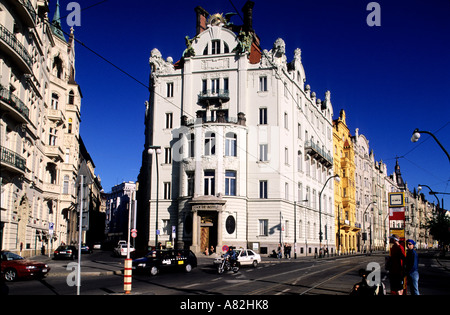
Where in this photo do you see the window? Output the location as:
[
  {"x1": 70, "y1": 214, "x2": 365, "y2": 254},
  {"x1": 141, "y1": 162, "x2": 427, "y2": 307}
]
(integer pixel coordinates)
[
  {"x1": 225, "y1": 171, "x2": 236, "y2": 196},
  {"x1": 188, "y1": 133, "x2": 195, "y2": 158},
  {"x1": 68, "y1": 90, "x2": 75, "y2": 105},
  {"x1": 68, "y1": 118, "x2": 73, "y2": 134},
  {"x1": 211, "y1": 78, "x2": 219, "y2": 94},
  {"x1": 259, "y1": 108, "x2": 267, "y2": 125},
  {"x1": 225, "y1": 132, "x2": 237, "y2": 156},
  {"x1": 212, "y1": 40, "x2": 221, "y2": 54},
  {"x1": 164, "y1": 147, "x2": 172, "y2": 164},
  {"x1": 167, "y1": 82, "x2": 174, "y2": 97},
  {"x1": 162, "y1": 219, "x2": 171, "y2": 235},
  {"x1": 204, "y1": 171, "x2": 215, "y2": 196},
  {"x1": 165, "y1": 112, "x2": 173, "y2": 129},
  {"x1": 51, "y1": 93, "x2": 59, "y2": 110},
  {"x1": 223, "y1": 78, "x2": 229, "y2": 92},
  {"x1": 284, "y1": 112, "x2": 288, "y2": 129},
  {"x1": 259, "y1": 76, "x2": 267, "y2": 91},
  {"x1": 259, "y1": 219, "x2": 268, "y2": 236},
  {"x1": 259, "y1": 144, "x2": 268, "y2": 162},
  {"x1": 65, "y1": 148, "x2": 70, "y2": 163},
  {"x1": 187, "y1": 172, "x2": 195, "y2": 196},
  {"x1": 164, "y1": 182, "x2": 171, "y2": 199},
  {"x1": 298, "y1": 182, "x2": 303, "y2": 202},
  {"x1": 285, "y1": 147, "x2": 289, "y2": 165},
  {"x1": 63, "y1": 176, "x2": 69, "y2": 194},
  {"x1": 205, "y1": 132, "x2": 216, "y2": 156},
  {"x1": 297, "y1": 151, "x2": 303, "y2": 172},
  {"x1": 202, "y1": 79, "x2": 207, "y2": 94},
  {"x1": 285, "y1": 182, "x2": 289, "y2": 200},
  {"x1": 49, "y1": 128, "x2": 57, "y2": 146},
  {"x1": 260, "y1": 180, "x2": 268, "y2": 199}
]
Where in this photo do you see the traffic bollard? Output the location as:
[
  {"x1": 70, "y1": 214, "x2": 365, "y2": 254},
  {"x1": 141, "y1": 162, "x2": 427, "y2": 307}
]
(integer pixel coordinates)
[{"x1": 124, "y1": 259, "x2": 132, "y2": 294}]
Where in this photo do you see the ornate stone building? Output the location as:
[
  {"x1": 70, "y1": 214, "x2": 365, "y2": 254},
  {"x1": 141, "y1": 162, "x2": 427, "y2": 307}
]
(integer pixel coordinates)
[
  {"x1": 0, "y1": 0, "x2": 99, "y2": 256},
  {"x1": 137, "y1": 1, "x2": 336, "y2": 256}
]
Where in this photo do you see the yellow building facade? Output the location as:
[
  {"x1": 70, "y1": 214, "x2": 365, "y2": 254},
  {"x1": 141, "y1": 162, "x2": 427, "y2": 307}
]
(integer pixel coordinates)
[{"x1": 333, "y1": 110, "x2": 359, "y2": 253}]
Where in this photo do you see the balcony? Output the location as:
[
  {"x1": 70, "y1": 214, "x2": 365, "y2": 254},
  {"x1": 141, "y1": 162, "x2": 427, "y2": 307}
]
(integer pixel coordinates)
[
  {"x1": 182, "y1": 112, "x2": 246, "y2": 127},
  {"x1": 198, "y1": 89, "x2": 230, "y2": 105},
  {"x1": 0, "y1": 24, "x2": 33, "y2": 73},
  {"x1": 47, "y1": 108, "x2": 65, "y2": 124},
  {"x1": 305, "y1": 140, "x2": 333, "y2": 168},
  {"x1": 1, "y1": 146, "x2": 26, "y2": 175},
  {"x1": 44, "y1": 145, "x2": 64, "y2": 161},
  {"x1": 0, "y1": 84, "x2": 30, "y2": 123},
  {"x1": 6, "y1": 0, "x2": 37, "y2": 27}
]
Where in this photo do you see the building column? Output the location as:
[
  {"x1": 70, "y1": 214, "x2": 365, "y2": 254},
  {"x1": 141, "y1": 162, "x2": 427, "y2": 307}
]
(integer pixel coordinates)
[{"x1": 191, "y1": 210, "x2": 199, "y2": 252}]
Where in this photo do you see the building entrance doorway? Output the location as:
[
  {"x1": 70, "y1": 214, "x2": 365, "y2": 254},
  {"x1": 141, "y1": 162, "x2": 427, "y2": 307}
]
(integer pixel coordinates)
[{"x1": 200, "y1": 211, "x2": 217, "y2": 253}]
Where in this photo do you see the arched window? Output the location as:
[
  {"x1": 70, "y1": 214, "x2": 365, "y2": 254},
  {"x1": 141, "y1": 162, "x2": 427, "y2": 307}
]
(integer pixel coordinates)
[
  {"x1": 205, "y1": 131, "x2": 215, "y2": 156},
  {"x1": 68, "y1": 90, "x2": 75, "y2": 104}
]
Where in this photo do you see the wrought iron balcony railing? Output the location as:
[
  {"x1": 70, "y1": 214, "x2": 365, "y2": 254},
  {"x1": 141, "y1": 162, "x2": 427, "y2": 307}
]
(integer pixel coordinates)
[
  {"x1": 1, "y1": 146, "x2": 26, "y2": 172},
  {"x1": 305, "y1": 140, "x2": 333, "y2": 168},
  {"x1": 0, "y1": 24, "x2": 33, "y2": 71},
  {"x1": 0, "y1": 84, "x2": 30, "y2": 121}
]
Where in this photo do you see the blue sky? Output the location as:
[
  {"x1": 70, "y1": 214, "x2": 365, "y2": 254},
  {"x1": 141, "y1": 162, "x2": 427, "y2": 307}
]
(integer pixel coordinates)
[{"x1": 51, "y1": 0, "x2": 450, "y2": 209}]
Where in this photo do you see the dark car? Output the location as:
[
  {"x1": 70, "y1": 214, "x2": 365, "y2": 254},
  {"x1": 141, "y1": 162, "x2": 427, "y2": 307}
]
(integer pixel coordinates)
[
  {"x1": 1, "y1": 251, "x2": 50, "y2": 282},
  {"x1": 80, "y1": 244, "x2": 92, "y2": 254},
  {"x1": 53, "y1": 245, "x2": 78, "y2": 260},
  {"x1": 132, "y1": 249, "x2": 197, "y2": 276}
]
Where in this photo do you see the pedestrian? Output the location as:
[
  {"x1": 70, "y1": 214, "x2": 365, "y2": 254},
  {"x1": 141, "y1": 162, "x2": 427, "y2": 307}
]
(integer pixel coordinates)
[
  {"x1": 405, "y1": 239, "x2": 420, "y2": 295},
  {"x1": 387, "y1": 234, "x2": 406, "y2": 295},
  {"x1": 277, "y1": 244, "x2": 282, "y2": 259}
]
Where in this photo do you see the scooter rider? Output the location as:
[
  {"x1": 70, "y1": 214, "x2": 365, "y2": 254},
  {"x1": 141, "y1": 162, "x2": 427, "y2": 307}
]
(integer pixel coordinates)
[{"x1": 224, "y1": 246, "x2": 237, "y2": 267}]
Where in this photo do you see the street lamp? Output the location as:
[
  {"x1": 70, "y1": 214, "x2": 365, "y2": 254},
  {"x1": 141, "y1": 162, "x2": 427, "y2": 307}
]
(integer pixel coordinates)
[
  {"x1": 411, "y1": 128, "x2": 450, "y2": 163},
  {"x1": 319, "y1": 174, "x2": 340, "y2": 257},
  {"x1": 362, "y1": 201, "x2": 377, "y2": 254},
  {"x1": 148, "y1": 146, "x2": 161, "y2": 248},
  {"x1": 418, "y1": 184, "x2": 440, "y2": 210}
]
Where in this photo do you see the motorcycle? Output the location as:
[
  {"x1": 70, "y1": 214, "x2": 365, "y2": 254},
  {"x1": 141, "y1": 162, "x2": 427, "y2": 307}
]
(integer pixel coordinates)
[{"x1": 217, "y1": 256, "x2": 239, "y2": 274}]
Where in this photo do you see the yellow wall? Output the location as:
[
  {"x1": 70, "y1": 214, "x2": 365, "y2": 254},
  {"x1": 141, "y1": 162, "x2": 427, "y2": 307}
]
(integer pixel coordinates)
[{"x1": 333, "y1": 110, "x2": 359, "y2": 253}]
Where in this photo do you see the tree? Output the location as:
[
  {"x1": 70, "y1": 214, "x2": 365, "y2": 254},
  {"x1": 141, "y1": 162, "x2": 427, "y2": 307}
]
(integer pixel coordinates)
[{"x1": 426, "y1": 210, "x2": 450, "y2": 255}]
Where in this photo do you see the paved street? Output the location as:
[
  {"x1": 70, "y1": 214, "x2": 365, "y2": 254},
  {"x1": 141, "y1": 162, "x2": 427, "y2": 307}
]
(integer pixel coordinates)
[{"x1": 3, "y1": 249, "x2": 449, "y2": 298}]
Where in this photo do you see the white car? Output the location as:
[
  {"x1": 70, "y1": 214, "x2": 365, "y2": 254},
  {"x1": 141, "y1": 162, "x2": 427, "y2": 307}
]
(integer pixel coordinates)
[
  {"x1": 114, "y1": 244, "x2": 135, "y2": 257},
  {"x1": 214, "y1": 249, "x2": 261, "y2": 267}
]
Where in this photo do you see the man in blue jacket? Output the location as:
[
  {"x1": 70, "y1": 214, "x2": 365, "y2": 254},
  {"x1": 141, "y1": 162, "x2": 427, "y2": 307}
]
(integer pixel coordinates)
[{"x1": 405, "y1": 239, "x2": 420, "y2": 295}]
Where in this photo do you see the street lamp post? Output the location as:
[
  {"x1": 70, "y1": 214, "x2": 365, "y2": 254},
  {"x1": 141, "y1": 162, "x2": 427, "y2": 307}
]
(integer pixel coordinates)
[
  {"x1": 362, "y1": 201, "x2": 377, "y2": 254},
  {"x1": 148, "y1": 146, "x2": 161, "y2": 248},
  {"x1": 418, "y1": 184, "x2": 440, "y2": 210},
  {"x1": 411, "y1": 129, "x2": 450, "y2": 163},
  {"x1": 319, "y1": 174, "x2": 340, "y2": 258}
]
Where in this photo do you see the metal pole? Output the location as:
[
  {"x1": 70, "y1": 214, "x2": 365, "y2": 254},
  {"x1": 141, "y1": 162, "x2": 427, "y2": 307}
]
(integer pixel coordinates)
[
  {"x1": 294, "y1": 202, "x2": 297, "y2": 259},
  {"x1": 155, "y1": 152, "x2": 159, "y2": 248}
]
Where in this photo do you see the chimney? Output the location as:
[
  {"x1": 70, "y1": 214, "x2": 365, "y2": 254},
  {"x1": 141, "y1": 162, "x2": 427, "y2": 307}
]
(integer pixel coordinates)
[
  {"x1": 242, "y1": 1, "x2": 255, "y2": 33},
  {"x1": 195, "y1": 6, "x2": 209, "y2": 35}
]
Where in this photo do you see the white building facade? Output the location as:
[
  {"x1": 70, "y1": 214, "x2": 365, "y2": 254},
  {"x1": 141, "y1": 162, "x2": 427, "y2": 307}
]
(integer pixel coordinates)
[{"x1": 138, "y1": 1, "x2": 337, "y2": 256}]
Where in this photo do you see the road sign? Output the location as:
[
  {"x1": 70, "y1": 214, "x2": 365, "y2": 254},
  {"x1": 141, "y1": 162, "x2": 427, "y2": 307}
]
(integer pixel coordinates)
[
  {"x1": 131, "y1": 229, "x2": 137, "y2": 238},
  {"x1": 222, "y1": 245, "x2": 229, "y2": 252}
]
